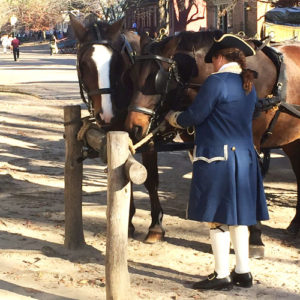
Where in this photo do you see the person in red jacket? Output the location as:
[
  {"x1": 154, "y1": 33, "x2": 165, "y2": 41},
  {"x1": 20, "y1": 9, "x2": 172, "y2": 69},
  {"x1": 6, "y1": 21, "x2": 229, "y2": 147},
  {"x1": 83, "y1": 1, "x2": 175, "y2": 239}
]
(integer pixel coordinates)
[{"x1": 11, "y1": 36, "x2": 20, "y2": 61}]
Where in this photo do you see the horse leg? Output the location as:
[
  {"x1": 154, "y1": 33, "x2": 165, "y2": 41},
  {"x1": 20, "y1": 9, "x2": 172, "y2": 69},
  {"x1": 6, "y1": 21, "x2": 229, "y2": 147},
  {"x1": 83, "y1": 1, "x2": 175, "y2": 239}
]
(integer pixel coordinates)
[
  {"x1": 248, "y1": 150, "x2": 268, "y2": 258},
  {"x1": 261, "y1": 149, "x2": 271, "y2": 177},
  {"x1": 282, "y1": 139, "x2": 300, "y2": 235},
  {"x1": 128, "y1": 185, "x2": 136, "y2": 238},
  {"x1": 247, "y1": 149, "x2": 271, "y2": 258},
  {"x1": 142, "y1": 150, "x2": 165, "y2": 243},
  {"x1": 249, "y1": 222, "x2": 265, "y2": 258}
]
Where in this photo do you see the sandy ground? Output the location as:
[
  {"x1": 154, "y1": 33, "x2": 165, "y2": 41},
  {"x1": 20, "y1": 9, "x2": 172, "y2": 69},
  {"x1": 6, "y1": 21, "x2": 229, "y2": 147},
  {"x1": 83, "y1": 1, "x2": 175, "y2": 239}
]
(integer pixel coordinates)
[{"x1": 0, "y1": 43, "x2": 299, "y2": 300}]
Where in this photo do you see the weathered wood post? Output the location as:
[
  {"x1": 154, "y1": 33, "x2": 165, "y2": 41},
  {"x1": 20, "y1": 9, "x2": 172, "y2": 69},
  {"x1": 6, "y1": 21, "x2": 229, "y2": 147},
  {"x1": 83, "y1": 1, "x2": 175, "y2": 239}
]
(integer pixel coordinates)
[
  {"x1": 106, "y1": 131, "x2": 131, "y2": 300},
  {"x1": 64, "y1": 105, "x2": 85, "y2": 249},
  {"x1": 105, "y1": 131, "x2": 147, "y2": 300}
]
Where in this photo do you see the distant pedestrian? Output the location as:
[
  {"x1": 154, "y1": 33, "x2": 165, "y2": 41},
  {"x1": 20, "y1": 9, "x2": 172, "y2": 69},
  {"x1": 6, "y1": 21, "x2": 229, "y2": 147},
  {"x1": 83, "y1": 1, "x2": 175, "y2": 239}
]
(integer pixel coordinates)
[
  {"x1": 1, "y1": 34, "x2": 9, "y2": 53},
  {"x1": 11, "y1": 36, "x2": 20, "y2": 61},
  {"x1": 49, "y1": 34, "x2": 58, "y2": 55},
  {"x1": 57, "y1": 31, "x2": 63, "y2": 40},
  {"x1": 38, "y1": 31, "x2": 41, "y2": 41}
]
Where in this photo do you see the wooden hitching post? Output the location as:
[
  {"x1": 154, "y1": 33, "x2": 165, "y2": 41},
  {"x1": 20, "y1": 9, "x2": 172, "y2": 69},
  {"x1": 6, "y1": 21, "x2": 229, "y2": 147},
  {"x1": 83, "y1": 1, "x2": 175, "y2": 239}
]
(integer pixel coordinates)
[
  {"x1": 64, "y1": 105, "x2": 85, "y2": 249},
  {"x1": 106, "y1": 131, "x2": 131, "y2": 300}
]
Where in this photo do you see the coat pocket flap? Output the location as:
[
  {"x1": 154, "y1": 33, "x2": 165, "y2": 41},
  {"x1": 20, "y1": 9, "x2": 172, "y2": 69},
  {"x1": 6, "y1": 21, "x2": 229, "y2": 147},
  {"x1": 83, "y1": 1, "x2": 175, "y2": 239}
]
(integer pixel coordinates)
[{"x1": 193, "y1": 145, "x2": 228, "y2": 163}]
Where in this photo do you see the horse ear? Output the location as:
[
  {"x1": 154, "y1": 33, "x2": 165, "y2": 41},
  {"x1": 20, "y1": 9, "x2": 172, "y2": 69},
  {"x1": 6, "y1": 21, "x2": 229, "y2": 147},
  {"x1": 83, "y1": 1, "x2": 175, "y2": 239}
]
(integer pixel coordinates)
[
  {"x1": 107, "y1": 17, "x2": 125, "y2": 40},
  {"x1": 162, "y1": 36, "x2": 181, "y2": 57},
  {"x1": 69, "y1": 13, "x2": 87, "y2": 43}
]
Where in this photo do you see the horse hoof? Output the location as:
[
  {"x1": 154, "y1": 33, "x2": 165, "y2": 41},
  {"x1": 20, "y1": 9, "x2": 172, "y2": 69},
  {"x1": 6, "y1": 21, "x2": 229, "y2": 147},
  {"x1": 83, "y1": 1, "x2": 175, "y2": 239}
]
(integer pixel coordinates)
[
  {"x1": 249, "y1": 245, "x2": 264, "y2": 258},
  {"x1": 144, "y1": 231, "x2": 165, "y2": 244},
  {"x1": 286, "y1": 222, "x2": 300, "y2": 235}
]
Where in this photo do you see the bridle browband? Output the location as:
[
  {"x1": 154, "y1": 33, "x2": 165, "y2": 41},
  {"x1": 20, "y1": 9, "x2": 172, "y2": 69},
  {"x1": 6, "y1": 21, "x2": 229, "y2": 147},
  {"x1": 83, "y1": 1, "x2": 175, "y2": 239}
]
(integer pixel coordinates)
[{"x1": 77, "y1": 23, "x2": 136, "y2": 118}]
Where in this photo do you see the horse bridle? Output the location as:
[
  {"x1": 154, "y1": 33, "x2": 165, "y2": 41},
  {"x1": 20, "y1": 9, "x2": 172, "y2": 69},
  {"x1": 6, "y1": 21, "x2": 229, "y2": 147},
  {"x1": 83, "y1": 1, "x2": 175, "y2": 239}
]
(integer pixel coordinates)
[
  {"x1": 128, "y1": 53, "x2": 181, "y2": 133},
  {"x1": 77, "y1": 24, "x2": 136, "y2": 120}
]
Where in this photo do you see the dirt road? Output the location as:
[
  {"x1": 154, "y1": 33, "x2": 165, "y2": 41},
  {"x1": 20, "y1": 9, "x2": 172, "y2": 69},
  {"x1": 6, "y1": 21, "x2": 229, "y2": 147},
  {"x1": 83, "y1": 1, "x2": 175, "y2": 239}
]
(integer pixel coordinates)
[{"x1": 0, "y1": 43, "x2": 299, "y2": 300}]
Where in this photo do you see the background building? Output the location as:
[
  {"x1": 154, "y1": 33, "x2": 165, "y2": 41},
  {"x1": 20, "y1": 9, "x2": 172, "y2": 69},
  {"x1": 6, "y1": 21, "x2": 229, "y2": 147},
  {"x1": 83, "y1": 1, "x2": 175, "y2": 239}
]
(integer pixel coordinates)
[{"x1": 125, "y1": 0, "x2": 274, "y2": 38}]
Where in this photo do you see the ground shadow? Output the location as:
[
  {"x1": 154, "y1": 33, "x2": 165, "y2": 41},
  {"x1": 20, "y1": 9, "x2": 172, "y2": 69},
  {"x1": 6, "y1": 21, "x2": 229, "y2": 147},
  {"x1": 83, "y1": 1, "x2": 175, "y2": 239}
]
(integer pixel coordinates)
[{"x1": 0, "y1": 280, "x2": 76, "y2": 300}]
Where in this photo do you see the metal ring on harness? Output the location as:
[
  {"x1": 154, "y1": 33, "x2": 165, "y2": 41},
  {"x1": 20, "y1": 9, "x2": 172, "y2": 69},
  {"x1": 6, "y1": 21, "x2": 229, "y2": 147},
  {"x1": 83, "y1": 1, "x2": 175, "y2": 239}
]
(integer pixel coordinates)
[{"x1": 187, "y1": 126, "x2": 195, "y2": 135}]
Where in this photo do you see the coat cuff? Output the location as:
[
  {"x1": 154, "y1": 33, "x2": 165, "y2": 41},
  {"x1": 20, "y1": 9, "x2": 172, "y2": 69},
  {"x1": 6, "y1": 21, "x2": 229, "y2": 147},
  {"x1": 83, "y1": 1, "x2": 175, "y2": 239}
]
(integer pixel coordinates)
[{"x1": 168, "y1": 111, "x2": 184, "y2": 129}]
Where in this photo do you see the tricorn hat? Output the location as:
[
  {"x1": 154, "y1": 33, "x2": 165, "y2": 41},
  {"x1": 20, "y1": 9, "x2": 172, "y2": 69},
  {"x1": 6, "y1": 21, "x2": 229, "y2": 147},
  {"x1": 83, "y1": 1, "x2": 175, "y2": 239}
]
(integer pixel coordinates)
[{"x1": 204, "y1": 34, "x2": 256, "y2": 63}]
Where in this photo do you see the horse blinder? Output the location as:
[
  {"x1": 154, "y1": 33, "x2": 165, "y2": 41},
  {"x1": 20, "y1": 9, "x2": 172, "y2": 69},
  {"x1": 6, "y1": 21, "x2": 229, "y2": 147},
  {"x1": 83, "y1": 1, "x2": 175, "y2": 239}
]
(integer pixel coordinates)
[
  {"x1": 155, "y1": 65, "x2": 178, "y2": 95},
  {"x1": 139, "y1": 63, "x2": 178, "y2": 95},
  {"x1": 138, "y1": 68, "x2": 170, "y2": 95},
  {"x1": 155, "y1": 67, "x2": 170, "y2": 94}
]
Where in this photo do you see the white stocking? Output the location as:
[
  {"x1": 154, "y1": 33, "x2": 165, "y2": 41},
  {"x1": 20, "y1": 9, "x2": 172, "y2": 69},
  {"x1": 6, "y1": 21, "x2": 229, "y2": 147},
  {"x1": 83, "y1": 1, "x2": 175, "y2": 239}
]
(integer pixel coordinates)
[
  {"x1": 209, "y1": 225, "x2": 230, "y2": 278},
  {"x1": 229, "y1": 225, "x2": 250, "y2": 274}
]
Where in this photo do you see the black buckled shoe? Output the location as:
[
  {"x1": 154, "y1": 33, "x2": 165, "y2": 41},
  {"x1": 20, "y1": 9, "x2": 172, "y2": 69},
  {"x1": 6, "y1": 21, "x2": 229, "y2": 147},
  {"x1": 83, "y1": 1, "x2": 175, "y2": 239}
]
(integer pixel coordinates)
[
  {"x1": 230, "y1": 270, "x2": 253, "y2": 288},
  {"x1": 192, "y1": 272, "x2": 233, "y2": 291}
]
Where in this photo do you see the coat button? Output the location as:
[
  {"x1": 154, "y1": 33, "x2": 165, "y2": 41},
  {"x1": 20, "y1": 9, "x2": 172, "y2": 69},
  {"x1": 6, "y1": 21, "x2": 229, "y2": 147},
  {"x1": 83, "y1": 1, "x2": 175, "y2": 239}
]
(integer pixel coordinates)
[{"x1": 231, "y1": 146, "x2": 236, "y2": 151}]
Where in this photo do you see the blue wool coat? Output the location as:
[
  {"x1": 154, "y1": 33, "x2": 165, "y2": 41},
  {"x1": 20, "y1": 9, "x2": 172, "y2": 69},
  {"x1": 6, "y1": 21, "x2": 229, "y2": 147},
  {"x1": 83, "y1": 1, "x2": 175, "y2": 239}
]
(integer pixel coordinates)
[{"x1": 177, "y1": 71, "x2": 269, "y2": 225}]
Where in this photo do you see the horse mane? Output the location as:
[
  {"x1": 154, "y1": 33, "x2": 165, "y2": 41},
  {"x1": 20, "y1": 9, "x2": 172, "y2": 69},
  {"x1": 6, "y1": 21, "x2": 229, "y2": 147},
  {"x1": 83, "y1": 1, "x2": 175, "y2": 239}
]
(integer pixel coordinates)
[
  {"x1": 139, "y1": 31, "x2": 223, "y2": 83},
  {"x1": 142, "y1": 30, "x2": 223, "y2": 57},
  {"x1": 82, "y1": 14, "x2": 123, "y2": 41},
  {"x1": 176, "y1": 30, "x2": 223, "y2": 52},
  {"x1": 142, "y1": 36, "x2": 174, "y2": 55}
]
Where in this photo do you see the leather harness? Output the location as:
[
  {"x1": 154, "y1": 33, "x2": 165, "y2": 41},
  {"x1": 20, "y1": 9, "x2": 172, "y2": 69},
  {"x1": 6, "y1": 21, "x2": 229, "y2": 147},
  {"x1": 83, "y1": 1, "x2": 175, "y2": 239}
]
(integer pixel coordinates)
[
  {"x1": 129, "y1": 40, "x2": 300, "y2": 150},
  {"x1": 252, "y1": 41, "x2": 300, "y2": 146}
]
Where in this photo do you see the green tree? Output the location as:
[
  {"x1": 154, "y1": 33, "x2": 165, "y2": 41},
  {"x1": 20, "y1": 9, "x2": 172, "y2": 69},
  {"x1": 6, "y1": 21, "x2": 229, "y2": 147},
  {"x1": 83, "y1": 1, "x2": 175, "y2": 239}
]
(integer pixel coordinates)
[{"x1": 2, "y1": 0, "x2": 64, "y2": 31}]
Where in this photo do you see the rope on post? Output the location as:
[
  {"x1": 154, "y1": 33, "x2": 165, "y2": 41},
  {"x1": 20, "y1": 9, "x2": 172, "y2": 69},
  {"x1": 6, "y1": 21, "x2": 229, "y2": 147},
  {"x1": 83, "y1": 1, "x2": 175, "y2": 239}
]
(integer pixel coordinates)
[{"x1": 129, "y1": 120, "x2": 168, "y2": 154}]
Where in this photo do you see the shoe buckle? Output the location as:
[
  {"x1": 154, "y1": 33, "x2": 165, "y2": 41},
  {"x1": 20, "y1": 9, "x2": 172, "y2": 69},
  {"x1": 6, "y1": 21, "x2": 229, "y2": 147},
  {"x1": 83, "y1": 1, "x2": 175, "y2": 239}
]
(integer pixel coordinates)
[{"x1": 208, "y1": 273, "x2": 216, "y2": 281}]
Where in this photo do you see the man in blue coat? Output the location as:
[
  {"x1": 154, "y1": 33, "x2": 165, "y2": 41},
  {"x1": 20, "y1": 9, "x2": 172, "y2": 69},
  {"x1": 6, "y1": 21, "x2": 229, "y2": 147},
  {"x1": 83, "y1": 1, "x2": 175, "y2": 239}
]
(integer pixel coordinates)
[{"x1": 166, "y1": 34, "x2": 269, "y2": 290}]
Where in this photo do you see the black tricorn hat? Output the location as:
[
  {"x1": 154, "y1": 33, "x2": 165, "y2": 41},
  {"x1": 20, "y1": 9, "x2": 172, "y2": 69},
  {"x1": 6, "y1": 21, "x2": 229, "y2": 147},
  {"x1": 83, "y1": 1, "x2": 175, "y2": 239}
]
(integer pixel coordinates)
[{"x1": 204, "y1": 34, "x2": 256, "y2": 63}]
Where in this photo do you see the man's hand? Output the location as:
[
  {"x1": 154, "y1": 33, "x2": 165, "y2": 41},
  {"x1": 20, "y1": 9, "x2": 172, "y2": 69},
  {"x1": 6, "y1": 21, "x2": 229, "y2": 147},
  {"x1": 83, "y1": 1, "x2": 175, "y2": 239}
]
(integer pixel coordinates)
[
  {"x1": 165, "y1": 110, "x2": 175, "y2": 122},
  {"x1": 165, "y1": 111, "x2": 183, "y2": 129}
]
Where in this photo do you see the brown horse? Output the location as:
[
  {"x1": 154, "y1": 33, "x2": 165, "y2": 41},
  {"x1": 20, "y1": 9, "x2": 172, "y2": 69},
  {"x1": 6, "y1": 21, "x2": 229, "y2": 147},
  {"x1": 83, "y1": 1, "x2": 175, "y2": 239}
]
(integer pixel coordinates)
[
  {"x1": 70, "y1": 15, "x2": 173, "y2": 242},
  {"x1": 70, "y1": 14, "x2": 140, "y2": 127},
  {"x1": 125, "y1": 31, "x2": 300, "y2": 247}
]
